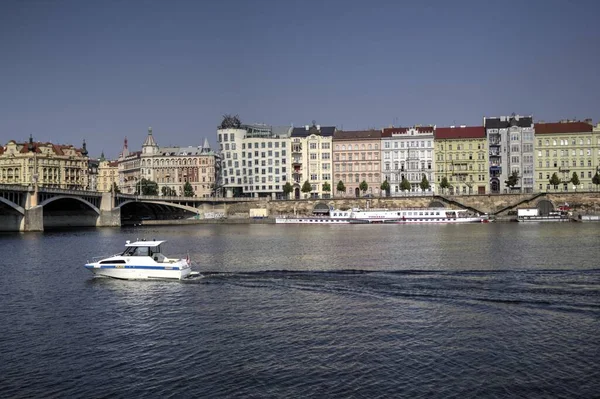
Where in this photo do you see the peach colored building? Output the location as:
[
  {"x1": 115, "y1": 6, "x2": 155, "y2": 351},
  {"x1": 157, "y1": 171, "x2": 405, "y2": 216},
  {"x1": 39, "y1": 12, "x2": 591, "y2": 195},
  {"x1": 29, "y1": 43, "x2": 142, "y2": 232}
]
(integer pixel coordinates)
[{"x1": 333, "y1": 130, "x2": 382, "y2": 197}]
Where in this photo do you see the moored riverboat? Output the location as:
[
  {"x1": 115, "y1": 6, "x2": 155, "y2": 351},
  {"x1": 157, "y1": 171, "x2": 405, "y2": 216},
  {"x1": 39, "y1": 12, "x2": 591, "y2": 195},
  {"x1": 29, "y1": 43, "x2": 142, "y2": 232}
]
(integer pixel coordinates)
[
  {"x1": 84, "y1": 240, "x2": 192, "y2": 280},
  {"x1": 275, "y1": 208, "x2": 489, "y2": 224}
]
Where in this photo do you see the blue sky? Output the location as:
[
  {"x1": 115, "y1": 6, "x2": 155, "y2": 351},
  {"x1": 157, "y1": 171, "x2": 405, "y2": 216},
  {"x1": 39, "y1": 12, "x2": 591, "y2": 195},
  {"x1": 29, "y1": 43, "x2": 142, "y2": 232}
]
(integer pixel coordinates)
[{"x1": 1, "y1": 0, "x2": 599, "y2": 159}]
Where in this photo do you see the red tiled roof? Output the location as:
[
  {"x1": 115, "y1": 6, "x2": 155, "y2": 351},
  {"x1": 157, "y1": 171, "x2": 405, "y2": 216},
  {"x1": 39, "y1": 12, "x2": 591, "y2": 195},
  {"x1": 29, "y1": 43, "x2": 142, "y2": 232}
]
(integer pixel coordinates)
[
  {"x1": 0, "y1": 146, "x2": 4, "y2": 155},
  {"x1": 435, "y1": 126, "x2": 485, "y2": 139},
  {"x1": 382, "y1": 126, "x2": 435, "y2": 137},
  {"x1": 19, "y1": 142, "x2": 40, "y2": 153},
  {"x1": 334, "y1": 130, "x2": 382, "y2": 140},
  {"x1": 108, "y1": 161, "x2": 119, "y2": 167},
  {"x1": 534, "y1": 122, "x2": 593, "y2": 134}
]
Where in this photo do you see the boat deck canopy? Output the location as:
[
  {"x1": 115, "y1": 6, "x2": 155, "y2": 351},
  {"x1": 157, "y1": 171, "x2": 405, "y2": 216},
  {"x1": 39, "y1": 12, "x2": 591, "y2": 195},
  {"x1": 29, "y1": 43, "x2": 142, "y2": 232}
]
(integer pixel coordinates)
[{"x1": 125, "y1": 240, "x2": 166, "y2": 247}]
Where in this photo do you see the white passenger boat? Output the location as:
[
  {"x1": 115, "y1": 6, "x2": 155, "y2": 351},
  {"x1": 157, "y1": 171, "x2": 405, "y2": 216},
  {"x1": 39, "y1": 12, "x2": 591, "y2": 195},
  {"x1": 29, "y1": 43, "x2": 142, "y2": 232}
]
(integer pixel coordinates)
[
  {"x1": 84, "y1": 240, "x2": 192, "y2": 280},
  {"x1": 276, "y1": 208, "x2": 490, "y2": 224}
]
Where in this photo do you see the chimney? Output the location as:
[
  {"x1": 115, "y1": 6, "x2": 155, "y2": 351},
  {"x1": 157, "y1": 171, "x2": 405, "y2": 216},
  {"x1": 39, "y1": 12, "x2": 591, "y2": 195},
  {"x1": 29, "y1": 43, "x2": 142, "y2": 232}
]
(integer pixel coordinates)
[
  {"x1": 584, "y1": 118, "x2": 592, "y2": 125},
  {"x1": 316, "y1": 125, "x2": 320, "y2": 130},
  {"x1": 305, "y1": 125, "x2": 309, "y2": 131},
  {"x1": 460, "y1": 125, "x2": 466, "y2": 128}
]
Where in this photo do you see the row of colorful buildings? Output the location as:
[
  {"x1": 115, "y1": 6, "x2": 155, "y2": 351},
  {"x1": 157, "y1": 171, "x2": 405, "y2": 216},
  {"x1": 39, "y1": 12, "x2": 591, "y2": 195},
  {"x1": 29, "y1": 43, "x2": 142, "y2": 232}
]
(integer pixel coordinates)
[
  {"x1": 1, "y1": 115, "x2": 600, "y2": 198},
  {"x1": 218, "y1": 115, "x2": 600, "y2": 198}
]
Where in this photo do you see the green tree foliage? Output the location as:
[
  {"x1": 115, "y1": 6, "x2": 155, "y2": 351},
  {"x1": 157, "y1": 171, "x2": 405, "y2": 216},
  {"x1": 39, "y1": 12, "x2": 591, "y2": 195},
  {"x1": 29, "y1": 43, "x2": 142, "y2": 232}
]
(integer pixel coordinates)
[
  {"x1": 337, "y1": 180, "x2": 346, "y2": 195},
  {"x1": 282, "y1": 182, "x2": 293, "y2": 198},
  {"x1": 571, "y1": 172, "x2": 580, "y2": 189},
  {"x1": 301, "y1": 180, "x2": 312, "y2": 198},
  {"x1": 549, "y1": 172, "x2": 561, "y2": 188},
  {"x1": 322, "y1": 182, "x2": 331, "y2": 193},
  {"x1": 111, "y1": 182, "x2": 120, "y2": 194},
  {"x1": 380, "y1": 179, "x2": 390, "y2": 197},
  {"x1": 419, "y1": 174, "x2": 431, "y2": 191},
  {"x1": 136, "y1": 178, "x2": 158, "y2": 196},
  {"x1": 504, "y1": 171, "x2": 520, "y2": 189},
  {"x1": 183, "y1": 182, "x2": 195, "y2": 197},
  {"x1": 439, "y1": 176, "x2": 450, "y2": 193},
  {"x1": 359, "y1": 180, "x2": 368, "y2": 194},
  {"x1": 400, "y1": 177, "x2": 411, "y2": 192},
  {"x1": 592, "y1": 172, "x2": 600, "y2": 190}
]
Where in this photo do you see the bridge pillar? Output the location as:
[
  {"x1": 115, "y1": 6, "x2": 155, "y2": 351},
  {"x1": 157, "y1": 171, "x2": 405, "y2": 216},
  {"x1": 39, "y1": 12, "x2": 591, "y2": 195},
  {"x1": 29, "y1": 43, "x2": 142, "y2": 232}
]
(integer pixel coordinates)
[
  {"x1": 96, "y1": 192, "x2": 121, "y2": 227},
  {"x1": 26, "y1": 186, "x2": 38, "y2": 208},
  {"x1": 21, "y1": 206, "x2": 43, "y2": 232}
]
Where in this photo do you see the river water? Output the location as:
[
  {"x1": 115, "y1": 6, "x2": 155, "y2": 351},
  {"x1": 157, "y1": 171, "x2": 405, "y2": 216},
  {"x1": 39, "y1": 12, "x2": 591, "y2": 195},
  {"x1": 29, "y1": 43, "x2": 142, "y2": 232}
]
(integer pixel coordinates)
[{"x1": 0, "y1": 223, "x2": 599, "y2": 398}]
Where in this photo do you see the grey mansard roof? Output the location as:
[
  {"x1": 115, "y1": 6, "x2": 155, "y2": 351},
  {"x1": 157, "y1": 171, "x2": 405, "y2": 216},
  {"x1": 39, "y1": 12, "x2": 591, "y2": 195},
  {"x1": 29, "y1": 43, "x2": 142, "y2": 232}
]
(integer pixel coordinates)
[
  {"x1": 291, "y1": 124, "x2": 336, "y2": 137},
  {"x1": 158, "y1": 145, "x2": 213, "y2": 156},
  {"x1": 484, "y1": 115, "x2": 533, "y2": 129}
]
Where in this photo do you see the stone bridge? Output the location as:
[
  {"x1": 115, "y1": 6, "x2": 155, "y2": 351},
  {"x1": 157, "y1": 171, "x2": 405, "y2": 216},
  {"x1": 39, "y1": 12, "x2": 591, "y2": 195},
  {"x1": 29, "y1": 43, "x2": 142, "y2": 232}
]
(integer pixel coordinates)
[{"x1": 0, "y1": 185, "x2": 268, "y2": 232}]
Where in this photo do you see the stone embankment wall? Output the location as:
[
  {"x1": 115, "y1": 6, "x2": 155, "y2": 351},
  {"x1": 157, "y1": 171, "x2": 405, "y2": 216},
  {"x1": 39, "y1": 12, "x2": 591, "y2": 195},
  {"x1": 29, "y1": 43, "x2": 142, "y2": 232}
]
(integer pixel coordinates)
[{"x1": 260, "y1": 192, "x2": 600, "y2": 217}]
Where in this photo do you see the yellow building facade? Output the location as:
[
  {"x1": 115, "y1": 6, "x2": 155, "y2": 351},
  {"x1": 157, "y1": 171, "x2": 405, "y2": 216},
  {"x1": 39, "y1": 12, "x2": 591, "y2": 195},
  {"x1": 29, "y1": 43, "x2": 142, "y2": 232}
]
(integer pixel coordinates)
[
  {"x1": 434, "y1": 126, "x2": 488, "y2": 195},
  {"x1": 0, "y1": 137, "x2": 89, "y2": 190},
  {"x1": 290, "y1": 123, "x2": 334, "y2": 199},
  {"x1": 534, "y1": 121, "x2": 598, "y2": 192},
  {"x1": 97, "y1": 157, "x2": 119, "y2": 193}
]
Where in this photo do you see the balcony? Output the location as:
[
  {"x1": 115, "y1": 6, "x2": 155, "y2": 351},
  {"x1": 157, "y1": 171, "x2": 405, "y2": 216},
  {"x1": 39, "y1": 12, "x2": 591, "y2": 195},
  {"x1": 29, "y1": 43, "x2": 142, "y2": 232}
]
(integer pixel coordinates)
[
  {"x1": 292, "y1": 144, "x2": 302, "y2": 153},
  {"x1": 292, "y1": 158, "x2": 302, "y2": 167}
]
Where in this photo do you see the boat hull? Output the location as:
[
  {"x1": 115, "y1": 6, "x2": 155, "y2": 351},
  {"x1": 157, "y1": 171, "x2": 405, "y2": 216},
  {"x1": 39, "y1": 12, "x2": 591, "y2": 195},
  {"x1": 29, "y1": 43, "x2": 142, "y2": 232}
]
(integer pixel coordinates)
[
  {"x1": 84, "y1": 263, "x2": 191, "y2": 280},
  {"x1": 275, "y1": 217, "x2": 489, "y2": 224},
  {"x1": 275, "y1": 217, "x2": 350, "y2": 224},
  {"x1": 517, "y1": 216, "x2": 572, "y2": 222}
]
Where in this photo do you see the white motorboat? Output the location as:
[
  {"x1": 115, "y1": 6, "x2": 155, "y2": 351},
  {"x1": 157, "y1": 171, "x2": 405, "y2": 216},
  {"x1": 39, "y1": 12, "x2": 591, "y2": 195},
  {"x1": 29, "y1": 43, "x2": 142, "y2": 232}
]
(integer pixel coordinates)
[{"x1": 84, "y1": 240, "x2": 192, "y2": 280}]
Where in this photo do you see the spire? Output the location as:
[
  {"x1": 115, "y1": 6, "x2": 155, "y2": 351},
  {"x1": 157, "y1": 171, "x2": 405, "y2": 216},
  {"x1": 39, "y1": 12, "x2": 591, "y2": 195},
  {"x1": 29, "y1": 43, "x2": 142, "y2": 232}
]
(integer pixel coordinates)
[
  {"x1": 81, "y1": 139, "x2": 88, "y2": 156},
  {"x1": 28, "y1": 134, "x2": 35, "y2": 152},
  {"x1": 100, "y1": 150, "x2": 105, "y2": 162},
  {"x1": 202, "y1": 137, "x2": 211, "y2": 152},
  {"x1": 120, "y1": 136, "x2": 129, "y2": 158}
]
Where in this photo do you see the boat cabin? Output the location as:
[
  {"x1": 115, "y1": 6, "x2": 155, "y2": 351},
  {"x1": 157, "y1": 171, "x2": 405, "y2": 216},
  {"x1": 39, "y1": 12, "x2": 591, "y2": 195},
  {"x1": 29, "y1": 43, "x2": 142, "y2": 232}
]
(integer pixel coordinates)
[{"x1": 122, "y1": 240, "x2": 168, "y2": 263}]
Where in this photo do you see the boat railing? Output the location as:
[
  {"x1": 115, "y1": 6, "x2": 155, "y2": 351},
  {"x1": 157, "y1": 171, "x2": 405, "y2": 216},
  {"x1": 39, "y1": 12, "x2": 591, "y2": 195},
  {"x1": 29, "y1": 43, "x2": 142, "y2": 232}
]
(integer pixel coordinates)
[{"x1": 87, "y1": 254, "x2": 120, "y2": 263}]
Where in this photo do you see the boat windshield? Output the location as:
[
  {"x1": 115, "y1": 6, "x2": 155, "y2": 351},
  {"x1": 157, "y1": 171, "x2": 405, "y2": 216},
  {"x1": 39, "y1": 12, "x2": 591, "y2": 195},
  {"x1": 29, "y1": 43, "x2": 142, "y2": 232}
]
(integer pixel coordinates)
[{"x1": 122, "y1": 246, "x2": 160, "y2": 257}]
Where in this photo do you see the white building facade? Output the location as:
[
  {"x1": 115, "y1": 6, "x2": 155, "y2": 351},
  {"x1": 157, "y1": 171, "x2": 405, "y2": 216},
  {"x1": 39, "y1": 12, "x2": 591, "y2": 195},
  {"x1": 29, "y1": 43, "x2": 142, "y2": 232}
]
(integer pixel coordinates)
[
  {"x1": 218, "y1": 124, "x2": 291, "y2": 198},
  {"x1": 484, "y1": 115, "x2": 535, "y2": 193},
  {"x1": 381, "y1": 126, "x2": 435, "y2": 194}
]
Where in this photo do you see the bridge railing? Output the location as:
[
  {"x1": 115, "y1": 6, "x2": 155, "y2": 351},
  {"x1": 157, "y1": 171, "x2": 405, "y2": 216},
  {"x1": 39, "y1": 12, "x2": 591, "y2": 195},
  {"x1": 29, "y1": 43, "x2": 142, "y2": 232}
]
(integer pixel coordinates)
[
  {"x1": 0, "y1": 184, "x2": 30, "y2": 192},
  {"x1": 38, "y1": 187, "x2": 103, "y2": 196},
  {"x1": 117, "y1": 195, "x2": 269, "y2": 202}
]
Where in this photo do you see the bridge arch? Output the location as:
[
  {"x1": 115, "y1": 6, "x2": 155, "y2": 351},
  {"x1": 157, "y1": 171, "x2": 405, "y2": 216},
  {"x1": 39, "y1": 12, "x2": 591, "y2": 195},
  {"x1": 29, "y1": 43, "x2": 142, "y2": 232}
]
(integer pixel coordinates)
[
  {"x1": 429, "y1": 200, "x2": 446, "y2": 208},
  {"x1": 535, "y1": 199, "x2": 555, "y2": 216},
  {"x1": 117, "y1": 200, "x2": 199, "y2": 214},
  {"x1": 0, "y1": 197, "x2": 24, "y2": 214},
  {"x1": 313, "y1": 202, "x2": 330, "y2": 214},
  {"x1": 39, "y1": 195, "x2": 100, "y2": 214}
]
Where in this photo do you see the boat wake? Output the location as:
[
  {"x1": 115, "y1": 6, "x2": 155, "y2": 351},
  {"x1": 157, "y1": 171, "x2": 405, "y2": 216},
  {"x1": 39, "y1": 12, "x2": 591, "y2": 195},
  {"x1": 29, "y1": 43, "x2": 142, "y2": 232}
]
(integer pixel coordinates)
[{"x1": 190, "y1": 268, "x2": 600, "y2": 314}]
